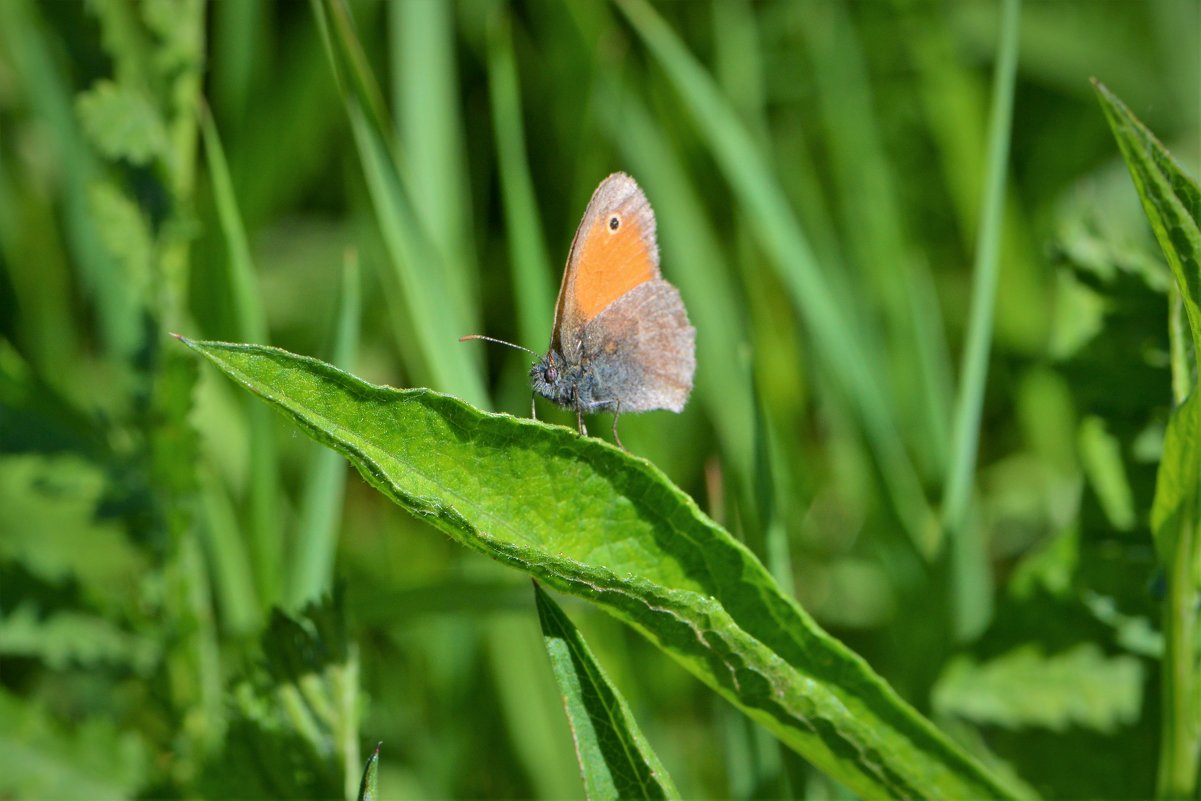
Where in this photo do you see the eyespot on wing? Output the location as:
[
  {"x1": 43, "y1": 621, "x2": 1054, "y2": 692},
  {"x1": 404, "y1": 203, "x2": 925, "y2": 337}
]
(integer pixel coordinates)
[{"x1": 556, "y1": 173, "x2": 661, "y2": 338}]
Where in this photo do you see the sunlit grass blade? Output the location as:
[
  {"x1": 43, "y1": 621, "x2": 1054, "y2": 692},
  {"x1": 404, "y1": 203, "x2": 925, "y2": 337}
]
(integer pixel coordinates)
[
  {"x1": 313, "y1": 0, "x2": 488, "y2": 407},
  {"x1": 386, "y1": 0, "x2": 475, "y2": 331},
  {"x1": 795, "y1": 0, "x2": 952, "y2": 472},
  {"x1": 486, "y1": 7, "x2": 556, "y2": 350},
  {"x1": 1095, "y1": 78, "x2": 1201, "y2": 800},
  {"x1": 616, "y1": 0, "x2": 934, "y2": 555},
  {"x1": 287, "y1": 251, "x2": 361, "y2": 609},
  {"x1": 389, "y1": 0, "x2": 477, "y2": 329},
  {"x1": 942, "y1": 0, "x2": 1021, "y2": 534},
  {"x1": 179, "y1": 338, "x2": 1026, "y2": 801},
  {"x1": 534, "y1": 583, "x2": 680, "y2": 800},
  {"x1": 939, "y1": 0, "x2": 1021, "y2": 641},
  {"x1": 200, "y1": 103, "x2": 282, "y2": 607}
]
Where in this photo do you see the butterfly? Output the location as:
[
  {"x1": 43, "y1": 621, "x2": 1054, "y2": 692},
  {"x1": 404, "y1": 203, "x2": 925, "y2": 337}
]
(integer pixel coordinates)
[{"x1": 466, "y1": 173, "x2": 695, "y2": 448}]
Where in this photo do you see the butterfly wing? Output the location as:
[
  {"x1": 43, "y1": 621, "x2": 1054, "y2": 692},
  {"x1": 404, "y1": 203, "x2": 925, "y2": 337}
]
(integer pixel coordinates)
[
  {"x1": 580, "y1": 279, "x2": 696, "y2": 413},
  {"x1": 551, "y1": 173, "x2": 660, "y2": 361}
]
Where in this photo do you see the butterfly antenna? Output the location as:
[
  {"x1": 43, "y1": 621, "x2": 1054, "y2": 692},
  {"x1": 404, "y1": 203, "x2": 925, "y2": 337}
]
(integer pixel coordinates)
[{"x1": 459, "y1": 334, "x2": 539, "y2": 358}]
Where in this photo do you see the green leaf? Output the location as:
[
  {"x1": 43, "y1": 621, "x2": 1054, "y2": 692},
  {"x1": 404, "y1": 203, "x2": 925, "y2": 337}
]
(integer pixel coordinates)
[
  {"x1": 0, "y1": 688, "x2": 149, "y2": 801},
  {"x1": 534, "y1": 583, "x2": 679, "y2": 800},
  {"x1": 357, "y1": 742, "x2": 381, "y2": 801},
  {"x1": 76, "y1": 79, "x2": 169, "y2": 166},
  {"x1": 0, "y1": 454, "x2": 147, "y2": 595},
  {"x1": 179, "y1": 337, "x2": 1024, "y2": 801},
  {"x1": 933, "y1": 644, "x2": 1144, "y2": 734},
  {"x1": 0, "y1": 604, "x2": 158, "y2": 673},
  {"x1": 1078, "y1": 415, "x2": 1137, "y2": 531},
  {"x1": 199, "y1": 589, "x2": 359, "y2": 801},
  {"x1": 1093, "y1": 79, "x2": 1201, "y2": 359},
  {"x1": 1150, "y1": 380, "x2": 1201, "y2": 558}
]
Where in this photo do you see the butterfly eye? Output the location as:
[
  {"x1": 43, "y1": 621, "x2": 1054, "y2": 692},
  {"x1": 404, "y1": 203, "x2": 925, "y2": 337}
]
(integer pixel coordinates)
[
  {"x1": 545, "y1": 365, "x2": 558, "y2": 383},
  {"x1": 608, "y1": 215, "x2": 620, "y2": 231}
]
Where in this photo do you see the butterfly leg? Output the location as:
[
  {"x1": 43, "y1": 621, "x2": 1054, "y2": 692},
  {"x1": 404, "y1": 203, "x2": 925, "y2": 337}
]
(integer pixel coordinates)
[
  {"x1": 530, "y1": 395, "x2": 538, "y2": 420},
  {"x1": 573, "y1": 387, "x2": 588, "y2": 436},
  {"x1": 610, "y1": 400, "x2": 625, "y2": 450}
]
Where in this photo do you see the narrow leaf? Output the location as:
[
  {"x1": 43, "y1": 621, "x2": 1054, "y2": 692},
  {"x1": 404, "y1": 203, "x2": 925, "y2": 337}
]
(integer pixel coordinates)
[
  {"x1": 534, "y1": 583, "x2": 679, "y2": 800},
  {"x1": 179, "y1": 337, "x2": 1023, "y2": 801},
  {"x1": 357, "y1": 742, "x2": 380, "y2": 801},
  {"x1": 1094, "y1": 79, "x2": 1201, "y2": 359}
]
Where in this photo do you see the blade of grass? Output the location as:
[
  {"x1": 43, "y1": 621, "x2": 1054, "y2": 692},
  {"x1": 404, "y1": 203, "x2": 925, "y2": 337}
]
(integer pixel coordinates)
[
  {"x1": 942, "y1": 0, "x2": 1021, "y2": 535},
  {"x1": 796, "y1": 0, "x2": 952, "y2": 475},
  {"x1": 313, "y1": 0, "x2": 488, "y2": 407},
  {"x1": 486, "y1": 7, "x2": 556, "y2": 350},
  {"x1": 389, "y1": 0, "x2": 478, "y2": 328},
  {"x1": 0, "y1": 0, "x2": 137, "y2": 359},
  {"x1": 287, "y1": 251, "x2": 361, "y2": 609},
  {"x1": 198, "y1": 467, "x2": 261, "y2": 634},
  {"x1": 200, "y1": 103, "x2": 282, "y2": 608},
  {"x1": 179, "y1": 337, "x2": 1027, "y2": 801},
  {"x1": 939, "y1": 0, "x2": 1021, "y2": 641},
  {"x1": 534, "y1": 583, "x2": 681, "y2": 800},
  {"x1": 616, "y1": 0, "x2": 935, "y2": 556}
]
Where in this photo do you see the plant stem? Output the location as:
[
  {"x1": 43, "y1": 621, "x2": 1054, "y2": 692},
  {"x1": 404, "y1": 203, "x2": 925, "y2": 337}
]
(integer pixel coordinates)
[
  {"x1": 1159, "y1": 509, "x2": 1199, "y2": 799},
  {"x1": 1158, "y1": 286, "x2": 1200, "y2": 799}
]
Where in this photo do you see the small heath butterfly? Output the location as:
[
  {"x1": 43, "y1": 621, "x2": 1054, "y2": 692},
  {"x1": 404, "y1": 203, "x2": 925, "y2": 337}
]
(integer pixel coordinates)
[{"x1": 465, "y1": 172, "x2": 696, "y2": 447}]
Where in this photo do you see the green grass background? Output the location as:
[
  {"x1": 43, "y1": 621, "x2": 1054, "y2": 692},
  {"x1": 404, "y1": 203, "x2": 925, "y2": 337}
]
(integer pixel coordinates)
[{"x1": 1, "y1": 0, "x2": 1198, "y2": 798}]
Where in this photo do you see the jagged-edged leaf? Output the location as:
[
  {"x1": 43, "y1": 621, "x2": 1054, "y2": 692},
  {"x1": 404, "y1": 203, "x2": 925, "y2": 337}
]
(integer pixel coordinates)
[
  {"x1": 76, "y1": 80, "x2": 169, "y2": 166},
  {"x1": 0, "y1": 604, "x2": 158, "y2": 673},
  {"x1": 1093, "y1": 80, "x2": 1201, "y2": 356},
  {"x1": 933, "y1": 644, "x2": 1143, "y2": 733},
  {"x1": 0, "y1": 689, "x2": 148, "y2": 801},
  {"x1": 179, "y1": 337, "x2": 1022, "y2": 801},
  {"x1": 198, "y1": 589, "x2": 359, "y2": 801},
  {"x1": 0, "y1": 454, "x2": 147, "y2": 594},
  {"x1": 534, "y1": 583, "x2": 679, "y2": 800},
  {"x1": 88, "y1": 181, "x2": 154, "y2": 296}
]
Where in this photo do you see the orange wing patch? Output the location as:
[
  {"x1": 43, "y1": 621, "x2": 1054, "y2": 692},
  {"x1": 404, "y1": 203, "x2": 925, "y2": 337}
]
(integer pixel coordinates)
[{"x1": 569, "y1": 213, "x2": 657, "y2": 322}]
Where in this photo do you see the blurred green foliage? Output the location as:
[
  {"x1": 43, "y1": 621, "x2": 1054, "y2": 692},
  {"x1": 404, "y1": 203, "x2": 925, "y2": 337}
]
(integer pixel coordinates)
[{"x1": 0, "y1": 0, "x2": 1197, "y2": 798}]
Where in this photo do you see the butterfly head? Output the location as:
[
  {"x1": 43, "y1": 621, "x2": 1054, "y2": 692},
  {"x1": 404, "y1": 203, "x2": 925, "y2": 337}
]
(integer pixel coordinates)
[{"x1": 530, "y1": 350, "x2": 577, "y2": 408}]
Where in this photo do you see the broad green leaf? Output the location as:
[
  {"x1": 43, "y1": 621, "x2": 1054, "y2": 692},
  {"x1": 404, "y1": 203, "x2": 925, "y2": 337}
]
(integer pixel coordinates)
[
  {"x1": 76, "y1": 79, "x2": 168, "y2": 166},
  {"x1": 180, "y1": 337, "x2": 1024, "y2": 801},
  {"x1": 933, "y1": 644, "x2": 1143, "y2": 734},
  {"x1": 1094, "y1": 79, "x2": 1201, "y2": 358},
  {"x1": 534, "y1": 583, "x2": 679, "y2": 801}
]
